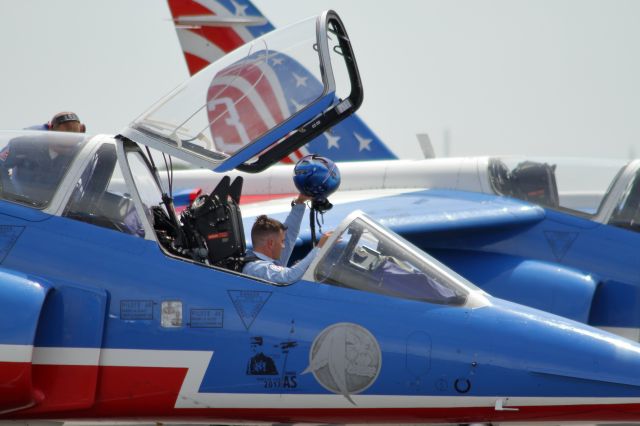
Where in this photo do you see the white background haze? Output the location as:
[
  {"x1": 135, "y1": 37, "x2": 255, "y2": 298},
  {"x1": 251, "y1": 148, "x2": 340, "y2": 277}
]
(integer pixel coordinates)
[{"x1": 0, "y1": 0, "x2": 638, "y2": 159}]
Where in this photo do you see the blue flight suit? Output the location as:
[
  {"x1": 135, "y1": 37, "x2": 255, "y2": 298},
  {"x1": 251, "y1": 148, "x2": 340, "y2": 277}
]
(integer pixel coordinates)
[
  {"x1": 24, "y1": 124, "x2": 49, "y2": 131},
  {"x1": 242, "y1": 203, "x2": 319, "y2": 285}
]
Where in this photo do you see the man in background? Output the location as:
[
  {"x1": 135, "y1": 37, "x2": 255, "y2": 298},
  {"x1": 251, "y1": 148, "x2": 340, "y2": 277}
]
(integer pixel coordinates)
[{"x1": 26, "y1": 111, "x2": 86, "y2": 133}]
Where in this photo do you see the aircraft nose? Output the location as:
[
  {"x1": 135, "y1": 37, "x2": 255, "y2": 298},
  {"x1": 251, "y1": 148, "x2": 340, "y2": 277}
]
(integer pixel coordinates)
[{"x1": 483, "y1": 299, "x2": 640, "y2": 391}]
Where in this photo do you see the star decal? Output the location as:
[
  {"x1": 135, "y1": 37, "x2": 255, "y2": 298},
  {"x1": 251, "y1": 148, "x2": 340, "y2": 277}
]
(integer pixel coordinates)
[
  {"x1": 354, "y1": 132, "x2": 372, "y2": 152},
  {"x1": 231, "y1": 0, "x2": 248, "y2": 16},
  {"x1": 325, "y1": 132, "x2": 340, "y2": 149},
  {"x1": 292, "y1": 72, "x2": 308, "y2": 87},
  {"x1": 271, "y1": 56, "x2": 284, "y2": 66}
]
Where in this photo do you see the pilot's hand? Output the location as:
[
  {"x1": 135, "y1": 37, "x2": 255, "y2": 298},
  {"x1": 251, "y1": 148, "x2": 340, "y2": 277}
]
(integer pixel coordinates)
[
  {"x1": 295, "y1": 193, "x2": 312, "y2": 204},
  {"x1": 317, "y1": 231, "x2": 333, "y2": 248}
]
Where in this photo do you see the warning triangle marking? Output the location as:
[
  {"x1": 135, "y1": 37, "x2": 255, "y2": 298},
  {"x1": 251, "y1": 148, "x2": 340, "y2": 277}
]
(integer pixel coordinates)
[
  {"x1": 228, "y1": 290, "x2": 272, "y2": 330},
  {"x1": 544, "y1": 231, "x2": 579, "y2": 261}
]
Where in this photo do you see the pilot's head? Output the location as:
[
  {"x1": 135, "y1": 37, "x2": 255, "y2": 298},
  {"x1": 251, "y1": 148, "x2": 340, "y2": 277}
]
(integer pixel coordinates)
[
  {"x1": 251, "y1": 215, "x2": 287, "y2": 259},
  {"x1": 49, "y1": 112, "x2": 86, "y2": 133}
]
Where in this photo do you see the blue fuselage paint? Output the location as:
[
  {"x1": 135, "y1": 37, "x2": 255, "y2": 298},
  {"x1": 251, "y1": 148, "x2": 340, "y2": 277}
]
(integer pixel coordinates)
[
  {"x1": 2, "y1": 198, "x2": 640, "y2": 400},
  {"x1": 258, "y1": 189, "x2": 640, "y2": 329}
]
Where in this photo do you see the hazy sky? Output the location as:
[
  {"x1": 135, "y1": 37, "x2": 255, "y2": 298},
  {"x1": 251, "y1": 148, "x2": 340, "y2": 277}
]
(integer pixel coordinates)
[{"x1": 1, "y1": 0, "x2": 639, "y2": 159}]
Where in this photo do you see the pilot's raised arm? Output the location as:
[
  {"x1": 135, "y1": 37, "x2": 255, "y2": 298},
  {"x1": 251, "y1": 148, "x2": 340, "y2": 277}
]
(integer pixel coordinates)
[{"x1": 242, "y1": 194, "x2": 331, "y2": 285}]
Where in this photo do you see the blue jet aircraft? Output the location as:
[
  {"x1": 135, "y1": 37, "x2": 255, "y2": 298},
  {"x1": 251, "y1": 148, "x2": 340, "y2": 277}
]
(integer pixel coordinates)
[
  {"x1": 164, "y1": 0, "x2": 640, "y2": 359},
  {"x1": 5, "y1": 10, "x2": 640, "y2": 425},
  {"x1": 245, "y1": 156, "x2": 640, "y2": 343},
  {"x1": 165, "y1": 0, "x2": 640, "y2": 390}
]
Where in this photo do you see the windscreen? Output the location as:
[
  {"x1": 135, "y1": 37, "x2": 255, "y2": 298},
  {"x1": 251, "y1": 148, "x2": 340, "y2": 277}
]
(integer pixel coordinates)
[
  {"x1": 609, "y1": 168, "x2": 640, "y2": 232},
  {"x1": 126, "y1": 15, "x2": 325, "y2": 166},
  {"x1": 0, "y1": 131, "x2": 86, "y2": 208},
  {"x1": 313, "y1": 217, "x2": 473, "y2": 305},
  {"x1": 489, "y1": 157, "x2": 627, "y2": 215}
]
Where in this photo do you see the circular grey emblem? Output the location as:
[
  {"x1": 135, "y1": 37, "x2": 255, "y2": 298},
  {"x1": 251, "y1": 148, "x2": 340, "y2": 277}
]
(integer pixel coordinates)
[{"x1": 303, "y1": 322, "x2": 381, "y2": 400}]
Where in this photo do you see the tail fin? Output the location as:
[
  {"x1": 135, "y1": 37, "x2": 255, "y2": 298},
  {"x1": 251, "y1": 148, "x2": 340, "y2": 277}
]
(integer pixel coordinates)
[
  {"x1": 167, "y1": 0, "x2": 274, "y2": 75},
  {"x1": 167, "y1": 0, "x2": 397, "y2": 161}
]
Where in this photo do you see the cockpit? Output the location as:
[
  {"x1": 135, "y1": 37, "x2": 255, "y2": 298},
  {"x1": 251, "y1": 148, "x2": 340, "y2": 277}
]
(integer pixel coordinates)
[
  {"x1": 303, "y1": 211, "x2": 481, "y2": 306},
  {"x1": 488, "y1": 157, "x2": 640, "y2": 231},
  {"x1": 0, "y1": 131, "x2": 86, "y2": 208},
  {"x1": 0, "y1": 127, "x2": 487, "y2": 308},
  {"x1": 82, "y1": 137, "x2": 487, "y2": 307}
]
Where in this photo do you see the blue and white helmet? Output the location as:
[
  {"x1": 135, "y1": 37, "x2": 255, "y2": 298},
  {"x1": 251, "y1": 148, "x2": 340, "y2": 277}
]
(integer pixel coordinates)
[{"x1": 293, "y1": 155, "x2": 341, "y2": 200}]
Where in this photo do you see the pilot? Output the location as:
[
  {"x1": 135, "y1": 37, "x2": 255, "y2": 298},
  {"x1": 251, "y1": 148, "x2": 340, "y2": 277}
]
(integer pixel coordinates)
[
  {"x1": 242, "y1": 194, "x2": 332, "y2": 285},
  {"x1": 25, "y1": 111, "x2": 86, "y2": 133}
]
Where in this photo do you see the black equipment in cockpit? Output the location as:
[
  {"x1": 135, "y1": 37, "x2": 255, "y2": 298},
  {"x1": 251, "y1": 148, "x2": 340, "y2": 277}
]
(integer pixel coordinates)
[{"x1": 180, "y1": 176, "x2": 246, "y2": 270}]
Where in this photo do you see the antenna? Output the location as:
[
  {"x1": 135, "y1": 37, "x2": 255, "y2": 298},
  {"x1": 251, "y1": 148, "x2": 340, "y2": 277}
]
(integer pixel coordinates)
[
  {"x1": 416, "y1": 133, "x2": 435, "y2": 159},
  {"x1": 443, "y1": 127, "x2": 451, "y2": 157}
]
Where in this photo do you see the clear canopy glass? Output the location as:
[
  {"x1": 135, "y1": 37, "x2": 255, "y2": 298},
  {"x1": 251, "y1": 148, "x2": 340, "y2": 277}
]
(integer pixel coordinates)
[
  {"x1": 121, "y1": 15, "x2": 329, "y2": 170},
  {"x1": 310, "y1": 212, "x2": 482, "y2": 306},
  {"x1": 0, "y1": 131, "x2": 87, "y2": 208}
]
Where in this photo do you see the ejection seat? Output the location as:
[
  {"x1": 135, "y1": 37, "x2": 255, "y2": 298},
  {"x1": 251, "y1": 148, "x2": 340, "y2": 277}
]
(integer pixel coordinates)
[
  {"x1": 509, "y1": 161, "x2": 560, "y2": 209},
  {"x1": 179, "y1": 176, "x2": 247, "y2": 271}
]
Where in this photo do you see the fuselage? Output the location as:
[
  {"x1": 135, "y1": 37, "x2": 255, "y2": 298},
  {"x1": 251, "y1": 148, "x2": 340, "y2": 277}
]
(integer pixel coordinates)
[
  {"x1": 209, "y1": 156, "x2": 640, "y2": 340},
  {"x1": 2, "y1": 181, "x2": 640, "y2": 423},
  {"x1": 5, "y1": 5, "x2": 640, "y2": 422}
]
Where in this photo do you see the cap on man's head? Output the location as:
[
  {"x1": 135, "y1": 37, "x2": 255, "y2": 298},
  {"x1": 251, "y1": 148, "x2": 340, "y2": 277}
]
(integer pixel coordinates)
[
  {"x1": 50, "y1": 112, "x2": 80, "y2": 128},
  {"x1": 49, "y1": 111, "x2": 85, "y2": 133}
]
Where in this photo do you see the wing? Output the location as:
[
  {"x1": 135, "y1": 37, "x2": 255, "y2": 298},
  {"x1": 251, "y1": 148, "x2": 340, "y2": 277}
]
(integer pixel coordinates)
[
  {"x1": 242, "y1": 189, "x2": 546, "y2": 241},
  {"x1": 242, "y1": 189, "x2": 602, "y2": 326}
]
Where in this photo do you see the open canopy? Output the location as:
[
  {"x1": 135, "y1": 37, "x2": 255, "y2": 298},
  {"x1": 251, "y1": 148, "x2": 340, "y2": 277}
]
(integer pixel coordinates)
[{"x1": 120, "y1": 10, "x2": 362, "y2": 173}]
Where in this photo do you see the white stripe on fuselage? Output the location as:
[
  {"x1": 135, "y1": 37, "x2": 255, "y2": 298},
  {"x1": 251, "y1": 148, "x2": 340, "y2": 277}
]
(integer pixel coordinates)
[
  {"x1": 33, "y1": 346, "x2": 100, "y2": 365},
  {"x1": 2, "y1": 345, "x2": 640, "y2": 410},
  {"x1": 0, "y1": 344, "x2": 33, "y2": 362}
]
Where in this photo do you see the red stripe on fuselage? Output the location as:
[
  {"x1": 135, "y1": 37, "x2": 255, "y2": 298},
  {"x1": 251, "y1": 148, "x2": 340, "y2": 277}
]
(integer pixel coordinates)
[
  {"x1": 28, "y1": 364, "x2": 99, "y2": 413},
  {"x1": 174, "y1": 193, "x2": 292, "y2": 212},
  {"x1": 240, "y1": 193, "x2": 293, "y2": 204},
  {"x1": 6, "y1": 363, "x2": 640, "y2": 423},
  {"x1": 6, "y1": 363, "x2": 186, "y2": 418},
  {"x1": 0, "y1": 362, "x2": 35, "y2": 413}
]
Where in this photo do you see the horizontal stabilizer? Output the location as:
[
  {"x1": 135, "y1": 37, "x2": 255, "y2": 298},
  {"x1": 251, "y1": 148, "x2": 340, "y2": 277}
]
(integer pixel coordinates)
[{"x1": 174, "y1": 14, "x2": 269, "y2": 28}]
